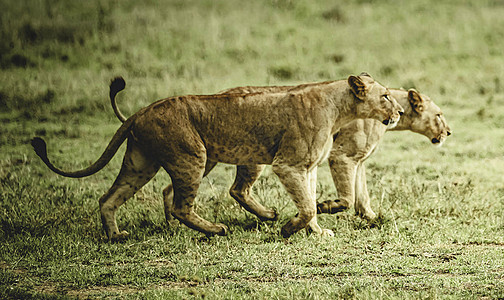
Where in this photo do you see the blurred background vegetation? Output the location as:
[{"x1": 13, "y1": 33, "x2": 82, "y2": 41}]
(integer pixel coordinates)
[{"x1": 1, "y1": 0, "x2": 504, "y2": 298}]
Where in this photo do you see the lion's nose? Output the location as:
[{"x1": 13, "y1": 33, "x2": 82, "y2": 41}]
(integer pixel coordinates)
[
  {"x1": 447, "y1": 131, "x2": 451, "y2": 136},
  {"x1": 398, "y1": 111, "x2": 404, "y2": 116}
]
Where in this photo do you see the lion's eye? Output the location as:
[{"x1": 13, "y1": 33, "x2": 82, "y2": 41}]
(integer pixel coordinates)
[{"x1": 383, "y1": 94, "x2": 391, "y2": 101}]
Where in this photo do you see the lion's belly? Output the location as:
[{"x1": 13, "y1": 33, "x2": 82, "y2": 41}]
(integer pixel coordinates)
[
  {"x1": 319, "y1": 136, "x2": 334, "y2": 164},
  {"x1": 205, "y1": 143, "x2": 275, "y2": 165}
]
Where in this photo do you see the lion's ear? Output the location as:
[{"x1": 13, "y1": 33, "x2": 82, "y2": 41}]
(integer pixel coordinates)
[
  {"x1": 358, "y1": 72, "x2": 372, "y2": 78},
  {"x1": 408, "y1": 89, "x2": 424, "y2": 112},
  {"x1": 348, "y1": 75, "x2": 367, "y2": 100}
]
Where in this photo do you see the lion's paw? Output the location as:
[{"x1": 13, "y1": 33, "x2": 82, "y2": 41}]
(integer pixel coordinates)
[
  {"x1": 110, "y1": 230, "x2": 129, "y2": 241},
  {"x1": 259, "y1": 208, "x2": 279, "y2": 221},
  {"x1": 215, "y1": 224, "x2": 228, "y2": 236},
  {"x1": 321, "y1": 229, "x2": 334, "y2": 237},
  {"x1": 356, "y1": 208, "x2": 377, "y2": 222}
]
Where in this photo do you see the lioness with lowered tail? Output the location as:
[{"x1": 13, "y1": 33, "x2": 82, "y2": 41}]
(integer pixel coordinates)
[
  {"x1": 318, "y1": 89, "x2": 451, "y2": 220},
  {"x1": 32, "y1": 73, "x2": 403, "y2": 240},
  {"x1": 141, "y1": 86, "x2": 449, "y2": 226}
]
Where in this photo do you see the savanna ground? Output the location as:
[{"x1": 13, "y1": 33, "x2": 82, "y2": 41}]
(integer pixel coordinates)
[{"x1": 1, "y1": 0, "x2": 504, "y2": 298}]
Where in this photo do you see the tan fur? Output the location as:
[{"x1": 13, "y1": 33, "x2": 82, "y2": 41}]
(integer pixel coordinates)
[
  {"x1": 318, "y1": 89, "x2": 451, "y2": 220},
  {"x1": 160, "y1": 87, "x2": 449, "y2": 229},
  {"x1": 154, "y1": 75, "x2": 405, "y2": 234},
  {"x1": 33, "y1": 74, "x2": 403, "y2": 240}
]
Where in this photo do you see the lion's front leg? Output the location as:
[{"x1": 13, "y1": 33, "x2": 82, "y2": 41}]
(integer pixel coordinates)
[
  {"x1": 306, "y1": 167, "x2": 334, "y2": 237},
  {"x1": 273, "y1": 164, "x2": 320, "y2": 238},
  {"x1": 317, "y1": 155, "x2": 357, "y2": 215},
  {"x1": 354, "y1": 162, "x2": 376, "y2": 221}
]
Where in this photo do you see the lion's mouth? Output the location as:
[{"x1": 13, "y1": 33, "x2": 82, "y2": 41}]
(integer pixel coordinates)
[
  {"x1": 382, "y1": 119, "x2": 398, "y2": 129},
  {"x1": 431, "y1": 131, "x2": 450, "y2": 146},
  {"x1": 431, "y1": 136, "x2": 445, "y2": 147},
  {"x1": 382, "y1": 111, "x2": 402, "y2": 128}
]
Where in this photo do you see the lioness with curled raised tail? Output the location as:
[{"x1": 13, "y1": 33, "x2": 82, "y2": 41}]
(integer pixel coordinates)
[
  {"x1": 32, "y1": 73, "x2": 403, "y2": 240},
  {"x1": 151, "y1": 86, "x2": 449, "y2": 226}
]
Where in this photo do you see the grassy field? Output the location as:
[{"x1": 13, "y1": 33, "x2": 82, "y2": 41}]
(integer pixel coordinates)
[{"x1": 1, "y1": 0, "x2": 504, "y2": 298}]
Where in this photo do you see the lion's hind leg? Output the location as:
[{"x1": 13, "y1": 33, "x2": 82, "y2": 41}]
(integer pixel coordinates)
[
  {"x1": 167, "y1": 158, "x2": 228, "y2": 237},
  {"x1": 100, "y1": 140, "x2": 160, "y2": 240},
  {"x1": 163, "y1": 160, "x2": 217, "y2": 225},
  {"x1": 230, "y1": 165, "x2": 278, "y2": 221}
]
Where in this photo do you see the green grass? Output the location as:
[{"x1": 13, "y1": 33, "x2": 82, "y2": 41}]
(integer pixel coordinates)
[{"x1": 1, "y1": 0, "x2": 504, "y2": 298}]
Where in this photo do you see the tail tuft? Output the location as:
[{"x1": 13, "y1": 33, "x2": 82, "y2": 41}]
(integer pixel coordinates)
[
  {"x1": 110, "y1": 77, "x2": 126, "y2": 97},
  {"x1": 31, "y1": 137, "x2": 48, "y2": 160}
]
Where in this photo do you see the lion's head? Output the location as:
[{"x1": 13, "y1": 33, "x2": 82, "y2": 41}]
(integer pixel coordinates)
[
  {"x1": 349, "y1": 73, "x2": 404, "y2": 128},
  {"x1": 391, "y1": 89, "x2": 451, "y2": 146}
]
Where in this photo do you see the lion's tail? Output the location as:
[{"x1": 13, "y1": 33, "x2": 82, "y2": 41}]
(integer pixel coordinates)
[
  {"x1": 110, "y1": 77, "x2": 128, "y2": 123},
  {"x1": 31, "y1": 117, "x2": 134, "y2": 178}
]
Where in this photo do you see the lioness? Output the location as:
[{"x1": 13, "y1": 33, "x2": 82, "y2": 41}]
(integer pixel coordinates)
[
  {"x1": 32, "y1": 74, "x2": 403, "y2": 239},
  {"x1": 318, "y1": 88, "x2": 451, "y2": 220},
  {"x1": 149, "y1": 87, "x2": 449, "y2": 226}
]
